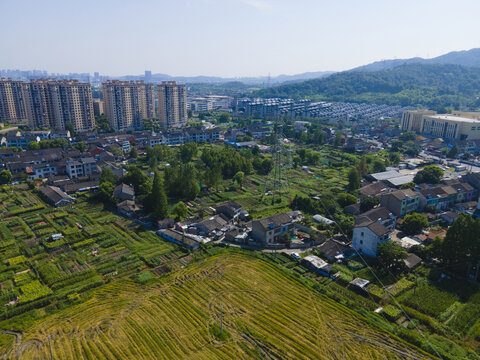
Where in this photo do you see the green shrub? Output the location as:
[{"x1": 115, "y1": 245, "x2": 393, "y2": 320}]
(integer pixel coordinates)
[
  {"x1": 386, "y1": 277, "x2": 414, "y2": 297},
  {"x1": 132, "y1": 271, "x2": 154, "y2": 285},
  {"x1": 448, "y1": 303, "x2": 480, "y2": 334},
  {"x1": 403, "y1": 283, "x2": 458, "y2": 318},
  {"x1": 382, "y1": 305, "x2": 402, "y2": 321},
  {"x1": 210, "y1": 323, "x2": 231, "y2": 342}
]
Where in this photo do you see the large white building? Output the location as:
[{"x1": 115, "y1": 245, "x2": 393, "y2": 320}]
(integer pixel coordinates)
[{"x1": 401, "y1": 110, "x2": 480, "y2": 141}]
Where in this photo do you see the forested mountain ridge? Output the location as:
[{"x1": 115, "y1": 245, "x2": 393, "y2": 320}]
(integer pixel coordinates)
[
  {"x1": 351, "y1": 48, "x2": 480, "y2": 72},
  {"x1": 255, "y1": 63, "x2": 480, "y2": 109}
]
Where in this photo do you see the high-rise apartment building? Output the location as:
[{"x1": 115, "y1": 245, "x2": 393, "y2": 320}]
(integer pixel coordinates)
[
  {"x1": 93, "y1": 99, "x2": 104, "y2": 116},
  {"x1": 102, "y1": 80, "x2": 156, "y2": 131},
  {"x1": 144, "y1": 70, "x2": 152, "y2": 82},
  {"x1": 23, "y1": 80, "x2": 52, "y2": 129},
  {"x1": 23, "y1": 80, "x2": 95, "y2": 132},
  {"x1": 0, "y1": 78, "x2": 27, "y2": 122},
  {"x1": 157, "y1": 81, "x2": 187, "y2": 128}
]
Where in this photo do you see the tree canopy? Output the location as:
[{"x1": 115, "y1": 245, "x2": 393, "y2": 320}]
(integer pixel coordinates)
[
  {"x1": 0, "y1": 170, "x2": 12, "y2": 185},
  {"x1": 435, "y1": 214, "x2": 480, "y2": 276},
  {"x1": 347, "y1": 168, "x2": 360, "y2": 192},
  {"x1": 255, "y1": 63, "x2": 480, "y2": 109},
  {"x1": 377, "y1": 241, "x2": 408, "y2": 271},
  {"x1": 403, "y1": 213, "x2": 428, "y2": 235},
  {"x1": 413, "y1": 165, "x2": 443, "y2": 184}
]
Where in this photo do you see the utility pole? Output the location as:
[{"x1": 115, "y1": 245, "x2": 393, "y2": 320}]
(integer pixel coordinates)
[
  {"x1": 220, "y1": 302, "x2": 223, "y2": 335},
  {"x1": 48, "y1": 335, "x2": 54, "y2": 360}
]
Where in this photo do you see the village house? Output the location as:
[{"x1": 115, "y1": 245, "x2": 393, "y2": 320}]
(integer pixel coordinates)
[
  {"x1": 380, "y1": 189, "x2": 421, "y2": 217},
  {"x1": 117, "y1": 200, "x2": 140, "y2": 218},
  {"x1": 38, "y1": 185, "x2": 75, "y2": 207},
  {"x1": 113, "y1": 183, "x2": 135, "y2": 202},
  {"x1": 157, "y1": 229, "x2": 201, "y2": 250},
  {"x1": 251, "y1": 211, "x2": 301, "y2": 245},
  {"x1": 352, "y1": 207, "x2": 396, "y2": 258},
  {"x1": 215, "y1": 201, "x2": 243, "y2": 221},
  {"x1": 190, "y1": 214, "x2": 229, "y2": 239}
]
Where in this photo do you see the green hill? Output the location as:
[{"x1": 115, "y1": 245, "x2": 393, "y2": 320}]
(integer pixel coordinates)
[{"x1": 255, "y1": 63, "x2": 480, "y2": 109}]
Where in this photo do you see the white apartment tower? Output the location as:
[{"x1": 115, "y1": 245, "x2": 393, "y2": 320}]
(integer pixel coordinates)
[
  {"x1": 0, "y1": 79, "x2": 27, "y2": 123},
  {"x1": 102, "y1": 80, "x2": 156, "y2": 131},
  {"x1": 157, "y1": 81, "x2": 187, "y2": 128},
  {"x1": 23, "y1": 80, "x2": 95, "y2": 132}
]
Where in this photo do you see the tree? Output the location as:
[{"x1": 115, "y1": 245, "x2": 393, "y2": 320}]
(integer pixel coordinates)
[
  {"x1": 173, "y1": 201, "x2": 188, "y2": 220},
  {"x1": 334, "y1": 131, "x2": 343, "y2": 147},
  {"x1": 399, "y1": 131, "x2": 417, "y2": 141},
  {"x1": 399, "y1": 182, "x2": 415, "y2": 189},
  {"x1": 110, "y1": 146, "x2": 123, "y2": 157},
  {"x1": 337, "y1": 193, "x2": 358, "y2": 208},
  {"x1": 347, "y1": 168, "x2": 360, "y2": 191},
  {"x1": 390, "y1": 140, "x2": 403, "y2": 153},
  {"x1": 0, "y1": 170, "x2": 12, "y2": 185},
  {"x1": 123, "y1": 167, "x2": 150, "y2": 194},
  {"x1": 179, "y1": 142, "x2": 198, "y2": 163},
  {"x1": 389, "y1": 152, "x2": 401, "y2": 165},
  {"x1": 98, "y1": 181, "x2": 115, "y2": 204},
  {"x1": 75, "y1": 141, "x2": 86, "y2": 153},
  {"x1": 233, "y1": 171, "x2": 245, "y2": 189},
  {"x1": 217, "y1": 113, "x2": 230, "y2": 123},
  {"x1": 447, "y1": 144, "x2": 459, "y2": 159},
  {"x1": 100, "y1": 167, "x2": 119, "y2": 185},
  {"x1": 377, "y1": 241, "x2": 408, "y2": 270},
  {"x1": 65, "y1": 122, "x2": 76, "y2": 137},
  {"x1": 148, "y1": 171, "x2": 168, "y2": 220},
  {"x1": 129, "y1": 147, "x2": 138, "y2": 159},
  {"x1": 360, "y1": 196, "x2": 379, "y2": 212},
  {"x1": 27, "y1": 141, "x2": 40, "y2": 150},
  {"x1": 164, "y1": 163, "x2": 199, "y2": 200},
  {"x1": 357, "y1": 155, "x2": 368, "y2": 176},
  {"x1": 372, "y1": 159, "x2": 386, "y2": 173},
  {"x1": 437, "y1": 214, "x2": 480, "y2": 276},
  {"x1": 414, "y1": 165, "x2": 443, "y2": 184},
  {"x1": 402, "y1": 213, "x2": 428, "y2": 235},
  {"x1": 203, "y1": 166, "x2": 221, "y2": 190},
  {"x1": 259, "y1": 158, "x2": 273, "y2": 175},
  {"x1": 96, "y1": 115, "x2": 112, "y2": 133}
]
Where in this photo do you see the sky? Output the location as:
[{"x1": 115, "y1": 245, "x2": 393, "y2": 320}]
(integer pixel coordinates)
[{"x1": 2, "y1": 0, "x2": 480, "y2": 77}]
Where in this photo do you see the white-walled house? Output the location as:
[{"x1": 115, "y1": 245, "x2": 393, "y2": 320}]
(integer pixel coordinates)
[{"x1": 352, "y1": 207, "x2": 396, "y2": 258}]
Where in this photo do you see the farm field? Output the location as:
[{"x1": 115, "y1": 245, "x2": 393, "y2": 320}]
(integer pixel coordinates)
[
  {"x1": 0, "y1": 185, "x2": 186, "y2": 343},
  {"x1": 1, "y1": 252, "x2": 429, "y2": 360}
]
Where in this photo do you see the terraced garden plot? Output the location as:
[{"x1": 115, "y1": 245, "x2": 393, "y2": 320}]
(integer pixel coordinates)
[{"x1": 3, "y1": 253, "x2": 430, "y2": 360}]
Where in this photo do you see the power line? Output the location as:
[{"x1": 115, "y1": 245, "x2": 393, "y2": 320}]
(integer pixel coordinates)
[{"x1": 315, "y1": 195, "x2": 443, "y2": 359}]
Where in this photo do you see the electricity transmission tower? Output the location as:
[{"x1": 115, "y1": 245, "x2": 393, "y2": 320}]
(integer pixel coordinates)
[{"x1": 264, "y1": 116, "x2": 292, "y2": 204}]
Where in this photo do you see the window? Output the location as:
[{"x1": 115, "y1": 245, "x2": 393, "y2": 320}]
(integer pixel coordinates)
[
  {"x1": 360, "y1": 240, "x2": 363, "y2": 244},
  {"x1": 361, "y1": 232, "x2": 364, "y2": 236}
]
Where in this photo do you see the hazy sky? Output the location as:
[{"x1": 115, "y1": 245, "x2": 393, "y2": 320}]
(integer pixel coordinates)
[{"x1": 2, "y1": 0, "x2": 480, "y2": 77}]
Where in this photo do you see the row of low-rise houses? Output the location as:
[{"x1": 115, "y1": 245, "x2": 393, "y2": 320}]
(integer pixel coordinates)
[
  {"x1": 0, "y1": 147, "x2": 101, "y2": 181},
  {"x1": 237, "y1": 98, "x2": 411, "y2": 122},
  {"x1": 351, "y1": 170, "x2": 480, "y2": 258},
  {"x1": 0, "y1": 125, "x2": 227, "y2": 181}
]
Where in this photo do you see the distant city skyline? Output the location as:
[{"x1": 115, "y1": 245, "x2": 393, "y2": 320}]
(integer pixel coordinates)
[{"x1": 2, "y1": 0, "x2": 480, "y2": 77}]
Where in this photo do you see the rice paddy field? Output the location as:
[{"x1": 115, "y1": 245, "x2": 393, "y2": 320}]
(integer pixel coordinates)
[{"x1": 1, "y1": 252, "x2": 430, "y2": 360}]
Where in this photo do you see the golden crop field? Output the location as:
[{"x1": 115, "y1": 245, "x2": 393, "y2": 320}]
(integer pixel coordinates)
[{"x1": 2, "y1": 253, "x2": 430, "y2": 360}]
